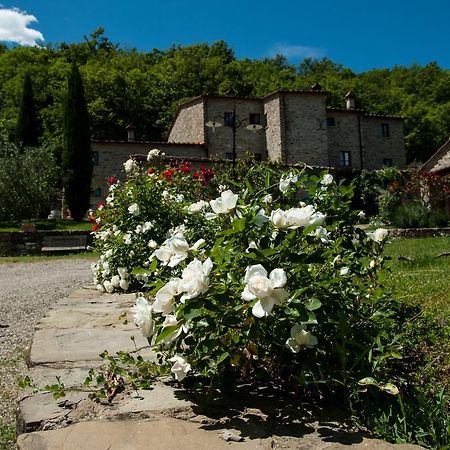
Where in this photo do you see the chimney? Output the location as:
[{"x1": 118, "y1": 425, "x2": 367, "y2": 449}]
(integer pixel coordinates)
[
  {"x1": 345, "y1": 91, "x2": 356, "y2": 110},
  {"x1": 126, "y1": 123, "x2": 136, "y2": 142}
]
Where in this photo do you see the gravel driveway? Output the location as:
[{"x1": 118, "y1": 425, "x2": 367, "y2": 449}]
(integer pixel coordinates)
[{"x1": 0, "y1": 258, "x2": 93, "y2": 437}]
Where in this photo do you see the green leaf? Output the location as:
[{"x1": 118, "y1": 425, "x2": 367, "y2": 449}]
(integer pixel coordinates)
[
  {"x1": 131, "y1": 267, "x2": 149, "y2": 275},
  {"x1": 216, "y1": 351, "x2": 229, "y2": 365},
  {"x1": 306, "y1": 297, "x2": 322, "y2": 311},
  {"x1": 155, "y1": 326, "x2": 178, "y2": 344},
  {"x1": 358, "y1": 377, "x2": 378, "y2": 386}
]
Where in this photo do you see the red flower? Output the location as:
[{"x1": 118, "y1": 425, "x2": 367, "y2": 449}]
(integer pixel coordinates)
[
  {"x1": 179, "y1": 161, "x2": 192, "y2": 173},
  {"x1": 146, "y1": 167, "x2": 155, "y2": 175},
  {"x1": 106, "y1": 176, "x2": 118, "y2": 186},
  {"x1": 92, "y1": 223, "x2": 100, "y2": 232},
  {"x1": 163, "y1": 168, "x2": 175, "y2": 179}
]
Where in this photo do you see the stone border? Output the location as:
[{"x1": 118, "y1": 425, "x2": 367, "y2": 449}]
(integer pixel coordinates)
[
  {"x1": 389, "y1": 227, "x2": 450, "y2": 238},
  {"x1": 0, "y1": 230, "x2": 92, "y2": 256}
]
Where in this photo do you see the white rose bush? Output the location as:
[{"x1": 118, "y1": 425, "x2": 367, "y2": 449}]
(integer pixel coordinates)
[{"x1": 90, "y1": 159, "x2": 408, "y2": 409}]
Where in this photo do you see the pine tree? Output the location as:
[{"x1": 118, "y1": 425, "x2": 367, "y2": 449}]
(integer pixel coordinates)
[
  {"x1": 62, "y1": 63, "x2": 92, "y2": 221},
  {"x1": 15, "y1": 72, "x2": 39, "y2": 149}
]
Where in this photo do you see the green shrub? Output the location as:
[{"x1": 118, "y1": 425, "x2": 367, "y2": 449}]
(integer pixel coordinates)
[{"x1": 0, "y1": 143, "x2": 58, "y2": 221}]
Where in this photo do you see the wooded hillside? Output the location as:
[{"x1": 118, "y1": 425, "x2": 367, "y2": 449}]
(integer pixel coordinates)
[{"x1": 0, "y1": 29, "x2": 448, "y2": 163}]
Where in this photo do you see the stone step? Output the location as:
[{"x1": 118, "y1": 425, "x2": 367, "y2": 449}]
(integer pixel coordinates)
[{"x1": 17, "y1": 417, "x2": 424, "y2": 450}]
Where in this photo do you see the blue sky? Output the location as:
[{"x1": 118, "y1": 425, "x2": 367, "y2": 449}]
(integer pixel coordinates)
[{"x1": 0, "y1": 0, "x2": 449, "y2": 72}]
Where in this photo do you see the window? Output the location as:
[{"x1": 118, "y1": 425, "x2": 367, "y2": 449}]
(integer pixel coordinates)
[
  {"x1": 340, "y1": 151, "x2": 351, "y2": 167},
  {"x1": 383, "y1": 158, "x2": 393, "y2": 167},
  {"x1": 93, "y1": 187, "x2": 102, "y2": 197},
  {"x1": 92, "y1": 151, "x2": 99, "y2": 166},
  {"x1": 224, "y1": 112, "x2": 234, "y2": 126},
  {"x1": 225, "y1": 152, "x2": 233, "y2": 160},
  {"x1": 381, "y1": 123, "x2": 390, "y2": 137},
  {"x1": 249, "y1": 113, "x2": 261, "y2": 125},
  {"x1": 327, "y1": 117, "x2": 335, "y2": 126}
]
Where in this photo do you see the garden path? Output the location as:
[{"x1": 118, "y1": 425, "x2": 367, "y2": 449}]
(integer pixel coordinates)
[{"x1": 16, "y1": 287, "x2": 425, "y2": 449}]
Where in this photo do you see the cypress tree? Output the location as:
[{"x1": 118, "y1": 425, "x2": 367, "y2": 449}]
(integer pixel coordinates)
[
  {"x1": 62, "y1": 63, "x2": 92, "y2": 221},
  {"x1": 15, "y1": 72, "x2": 39, "y2": 149}
]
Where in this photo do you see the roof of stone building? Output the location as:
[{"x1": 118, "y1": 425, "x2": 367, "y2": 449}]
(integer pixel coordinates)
[
  {"x1": 92, "y1": 140, "x2": 205, "y2": 146},
  {"x1": 326, "y1": 107, "x2": 404, "y2": 120},
  {"x1": 421, "y1": 138, "x2": 450, "y2": 173}
]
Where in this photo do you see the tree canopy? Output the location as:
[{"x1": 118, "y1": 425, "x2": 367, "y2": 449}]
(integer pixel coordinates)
[{"x1": 0, "y1": 29, "x2": 448, "y2": 162}]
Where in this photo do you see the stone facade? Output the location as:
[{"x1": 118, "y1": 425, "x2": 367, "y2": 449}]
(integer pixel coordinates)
[
  {"x1": 169, "y1": 90, "x2": 406, "y2": 170},
  {"x1": 90, "y1": 89, "x2": 406, "y2": 204},
  {"x1": 168, "y1": 97, "x2": 205, "y2": 144}
]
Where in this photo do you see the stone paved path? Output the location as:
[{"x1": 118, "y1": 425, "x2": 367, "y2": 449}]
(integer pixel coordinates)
[{"x1": 17, "y1": 288, "x2": 424, "y2": 450}]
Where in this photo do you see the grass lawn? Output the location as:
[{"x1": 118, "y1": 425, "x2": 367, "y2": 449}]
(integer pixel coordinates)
[
  {"x1": 382, "y1": 236, "x2": 450, "y2": 398},
  {"x1": 0, "y1": 251, "x2": 98, "y2": 264},
  {"x1": 382, "y1": 236, "x2": 450, "y2": 308},
  {"x1": 0, "y1": 219, "x2": 91, "y2": 232}
]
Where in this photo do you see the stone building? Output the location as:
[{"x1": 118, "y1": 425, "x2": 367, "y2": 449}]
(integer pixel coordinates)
[
  {"x1": 90, "y1": 88, "x2": 406, "y2": 204},
  {"x1": 168, "y1": 88, "x2": 406, "y2": 170}
]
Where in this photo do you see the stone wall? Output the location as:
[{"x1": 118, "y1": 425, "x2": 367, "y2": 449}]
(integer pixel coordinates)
[
  {"x1": 361, "y1": 118, "x2": 406, "y2": 169},
  {"x1": 168, "y1": 98, "x2": 205, "y2": 143},
  {"x1": 0, "y1": 230, "x2": 93, "y2": 256},
  {"x1": 327, "y1": 111, "x2": 362, "y2": 169},
  {"x1": 91, "y1": 142, "x2": 207, "y2": 205},
  {"x1": 263, "y1": 95, "x2": 284, "y2": 162},
  {"x1": 204, "y1": 97, "x2": 266, "y2": 160},
  {"x1": 282, "y1": 93, "x2": 329, "y2": 166}
]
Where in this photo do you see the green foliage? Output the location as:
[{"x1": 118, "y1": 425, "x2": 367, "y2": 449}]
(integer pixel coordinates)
[
  {"x1": 15, "y1": 72, "x2": 39, "y2": 149},
  {"x1": 391, "y1": 202, "x2": 449, "y2": 228},
  {"x1": 0, "y1": 31, "x2": 448, "y2": 161},
  {"x1": 0, "y1": 142, "x2": 58, "y2": 221},
  {"x1": 62, "y1": 63, "x2": 92, "y2": 221},
  {"x1": 84, "y1": 349, "x2": 164, "y2": 402},
  {"x1": 0, "y1": 420, "x2": 15, "y2": 450}
]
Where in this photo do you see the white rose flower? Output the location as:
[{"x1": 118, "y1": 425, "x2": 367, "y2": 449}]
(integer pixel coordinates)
[
  {"x1": 111, "y1": 275, "x2": 121, "y2": 288},
  {"x1": 117, "y1": 267, "x2": 128, "y2": 279},
  {"x1": 162, "y1": 190, "x2": 170, "y2": 199},
  {"x1": 210, "y1": 190, "x2": 238, "y2": 214},
  {"x1": 128, "y1": 203, "x2": 140, "y2": 216},
  {"x1": 169, "y1": 355, "x2": 191, "y2": 381},
  {"x1": 369, "y1": 259, "x2": 377, "y2": 269},
  {"x1": 148, "y1": 240, "x2": 158, "y2": 249},
  {"x1": 106, "y1": 195, "x2": 114, "y2": 204},
  {"x1": 147, "y1": 148, "x2": 161, "y2": 161},
  {"x1": 178, "y1": 258, "x2": 213, "y2": 302},
  {"x1": 123, "y1": 233, "x2": 132, "y2": 245},
  {"x1": 242, "y1": 265, "x2": 289, "y2": 318},
  {"x1": 270, "y1": 209, "x2": 289, "y2": 229},
  {"x1": 371, "y1": 228, "x2": 389, "y2": 243},
  {"x1": 132, "y1": 297, "x2": 155, "y2": 338},
  {"x1": 279, "y1": 173, "x2": 298, "y2": 193},
  {"x1": 175, "y1": 194, "x2": 185, "y2": 203},
  {"x1": 135, "y1": 225, "x2": 143, "y2": 234},
  {"x1": 103, "y1": 280, "x2": 114, "y2": 293},
  {"x1": 263, "y1": 194, "x2": 273, "y2": 204},
  {"x1": 358, "y1": 211, "x2": 366, "y2": 219},
  {"x1": 321, "y1": 174, "x2": 334, "y2": 186},
  {"x1": 286, "y1": 324, "x2": 318, "y2": 352},
  {"x1": 310, "y1": 226, "x2": 330, "y2": 243},
  {"x1": 286, "y1": 205, "x2": 325, "y2": 229},
  {"x1": 340, "y1": 267, "x2": 350, "y2": 276},
  {"x1": 119, "y1": 279, "x2": 129, "y2": 291},
  {"x1": 124, "y1": 158, "x2": 137, "y2": 173},
  {"x1": 187, "y1": 200, "x2": 209, "y2": 214},
  {"x1": 142, "y1": 221, "x2": 154, "y2": 233},
  {"x1": 154, "y1": 233, "x2": 190, "y2": 267},
  {"x1": 153, "y1": 278, "x2": 180, "y2": 314},
  {"x1": 96, "y1": 283, "x2": 105, "y2": 292}
]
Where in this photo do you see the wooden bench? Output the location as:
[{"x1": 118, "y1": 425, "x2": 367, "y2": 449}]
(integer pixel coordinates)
[{"x1": 41, "y1": 235, "x2": 89, "y2": 253}]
